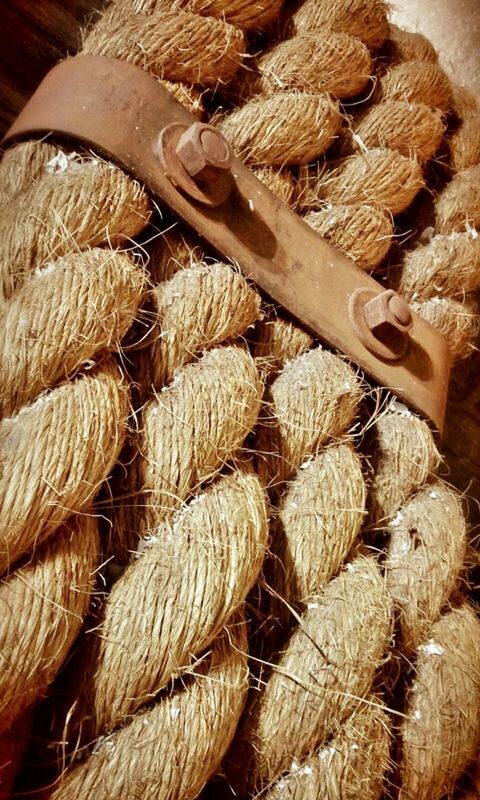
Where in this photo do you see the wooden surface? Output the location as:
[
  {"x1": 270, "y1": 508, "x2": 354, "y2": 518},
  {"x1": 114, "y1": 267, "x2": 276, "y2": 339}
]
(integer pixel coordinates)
[{"x1": 0, "y1": 0, "x2": 103, "y2": 135}]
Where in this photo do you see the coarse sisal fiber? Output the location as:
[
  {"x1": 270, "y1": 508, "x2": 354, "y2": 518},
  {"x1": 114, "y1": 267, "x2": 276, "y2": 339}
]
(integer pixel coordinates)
[
  {"x1": 0, "y1": 515, "x2": 99, "y2": 734},
  {"x1": 252, "y1": 312, "x2": 314, "y2": 379},
  {"x1": 384, "y1": 481, "x2": 466, "y2": 652},
  {"x1": 251, "y1": 166, "x2": 296, "y2": 205},
  {"x1": 56, "y1": 469, "x2": 267, "y2": 747},
  {"x1": 0, "y1": 361, "x2": 129, "y2": 574},
  {"x1": 256, "y1": 347, "x2": 363, "y2": 489},
  {"x1": 113, "y1": 0, "x2": 284, "y2": 31},
  {"x1": 448, "y1": 86, "x2": 480, "y2": 172},
  {"x1": 48, "y1": 618, "x2": 249, "y2": 800},
  {"x1": 411, "y1": 294, "x2": 480, "y2": 360},
  {"x1": 112, "y1": 346, "x2": 263, "y2": 559},
  {"x1": 262, "y1": 700, "x2": 391, "y2": 800},
  {"x1": 82, "y1": 7, "x2": 246, "y2": 87},
  {"x1": 366, "y1": 398, "x2": 475, "y2": 799},
  {"x1": 140, "y1": 261, "x2": 261, "y2": 388},
  {"x1": 290, "y1": 0, "x2": 389, "y2": 48},
  {"x1": 397, "y1": 231, "x2": 480, "y2": 301},
  {"x1": 148, "y1": 224, "x2": 206, "y2": 283},
  {"x1": 303, "y1": 204, "x2": 393, "y2": 271},
  {"x1": 368, "y1": 403, "x2": 441, "y2": 525},
  {"x1": 399, "y1": 605, "x2": 480, "y2": 800},
  {"x1": 263, "y1": 441, "x2": 366, "y2": 643},
  {"x1": 435, "y1": 164, "x2": 480, "y2": 233},
  {"x1": 177, "y1": 0, "x2": 283, "y2": 30},
  {"x1": 385, "y1": 23, "x2": 438, "y2": 64},
  {"x1": 0, "y1": 156, "x2": 150, "y2": 302},
  {"x1": 0, "y1": 248, "x2": 145, "y2": 417},
  {"x1": 217, "y1": 92, "x2": 342, "y2": 166},
  {"x1": 0, "y1": 123, "x2": 150, "y2": 746},
  {"x1": 375, "y1": 60, "x2": 452, "y2": 109},
  {"x1": 350, "y1": 100, "x2": 445, "y2": 163},
  {"x1": 2, "y1": 0, "x2": 480, "y2": 796},
  {"x1": 395, "y1": 160, "x2": 480, "y2": 360},
  {"x1": 155, "y1": 77, "x2": 205, "y2": 117},
  {"x1": 240, "y1": 31, "x2": 372, "y2": 99},
  {"x1": 225, "y1": 558, "x2": 392, "y2": 796},
  {"x1": 299, "y1": 148, "x2": 424, "y2": 215},
  {"x1": 0, "y1": 0, "x2": 256, "y2": 793},
  {"x1": 0, "y1": 140, "x2": 57, "y2": 205},
  {"x1": 272, "y1": 442, "x2": 366, "y2": 601}
]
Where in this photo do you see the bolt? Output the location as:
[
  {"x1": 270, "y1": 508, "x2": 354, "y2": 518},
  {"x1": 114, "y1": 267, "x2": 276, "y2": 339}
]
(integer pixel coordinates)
[
  {"x1": 389, "y1": 293, "x2": 412, "y2": 328},
  {"x1": 176, "y1": 122, "x2": 233, "y2": 184},
  {"x1": 364, "y1": 290, "x2": 413, "y2": 343}
]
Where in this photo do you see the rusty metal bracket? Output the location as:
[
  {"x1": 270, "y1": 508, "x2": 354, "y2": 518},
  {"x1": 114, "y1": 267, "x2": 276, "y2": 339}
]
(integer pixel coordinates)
[{"x1": 2, "y1": 55, "x2": 451, "y2": 432}]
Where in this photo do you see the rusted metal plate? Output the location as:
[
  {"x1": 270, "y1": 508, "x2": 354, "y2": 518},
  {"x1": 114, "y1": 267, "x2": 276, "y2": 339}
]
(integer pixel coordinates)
[{"x1": 2, "y1": 55, "x2": 451, "y2": 432}]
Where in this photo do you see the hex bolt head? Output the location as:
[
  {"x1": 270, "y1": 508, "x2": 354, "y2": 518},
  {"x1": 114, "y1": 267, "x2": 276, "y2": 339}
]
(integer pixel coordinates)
[
  {"x1": 364, "y1": 290, "x2": 413, "y2": 343},
  {"x1": 176, "y1": 122, "x2": 233, "y2": 183}
]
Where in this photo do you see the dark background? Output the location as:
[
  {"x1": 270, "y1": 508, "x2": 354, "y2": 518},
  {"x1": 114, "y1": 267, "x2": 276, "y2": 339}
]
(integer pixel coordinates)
[{"x1": 0, "y1": 0, "x2": 105, "y2": 136}]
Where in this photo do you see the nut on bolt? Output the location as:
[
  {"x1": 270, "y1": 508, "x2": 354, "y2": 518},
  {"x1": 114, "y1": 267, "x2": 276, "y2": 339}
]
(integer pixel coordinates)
[
  {"x1": 176, "y1": 122, "x2": 233, "y2": 184},
  {"x1": 364, "y1": 290, "x2": 413, "y2": 342}
]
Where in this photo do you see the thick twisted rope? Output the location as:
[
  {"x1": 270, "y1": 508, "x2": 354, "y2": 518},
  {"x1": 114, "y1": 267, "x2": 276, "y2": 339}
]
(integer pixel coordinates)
[
  {"x1": 2, "y1": 1, "x2": 479, "y2": 797},
  {"x1": 3, "y1": 4, "x2": 277, "y2": 796},
  {"x1": 215, "y1": 3, "x2": 480, "y2": 798}
]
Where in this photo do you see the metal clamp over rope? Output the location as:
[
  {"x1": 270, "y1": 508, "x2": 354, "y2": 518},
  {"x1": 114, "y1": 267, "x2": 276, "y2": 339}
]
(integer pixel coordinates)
[{"x1": 2, "y1": 55, "x2": 451, "y2": 432}]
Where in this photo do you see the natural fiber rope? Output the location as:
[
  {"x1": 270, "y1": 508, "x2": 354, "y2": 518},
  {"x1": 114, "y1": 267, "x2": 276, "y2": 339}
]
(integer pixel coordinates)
[
  {"x1": 398, "y1": 604, "x2": 480, "y2": 800},
  {"x1": 217, "y1": 92, "x2": 342, "y2": 167},
  {"x1": 2, "y1": 0, "x2": 480, "y2": 797},
  {"x1": 396, "y1": 157, "x2": 480, "y2": 361},
  {"x1": 112, "y1": 0, "x2": 284, "y2": 31},
  {"x1": 295, "y1": 42, "x2": 449, "y2": 273},
  {"x1": 221, "y1": 345, "x2": 393, "y2": 795},
  {"x1": 0, "y1": 360, "x2": 129, "y2": 574},
  {"x1": 0, "y1": 0, "x2": 258, "y2": 776},
  {"x1": 374, "y1": 60, "x2": 452, "y2": 110},
  {"x1": 0, "y1": 248, "x2": 145, "y2": 417},
  {"x1": 112, "y1": 345, "x2": 263, "y2": 561},
  {"x1": 57, "y1": 469, "x2": 267, "y2": 748},
  {"x1": 261, "y1": 700, "x2": 391, "y2": 800},
  {"x1": 290, "y1": 0, "x2": 389, "y2": 48},
  {"x1": 276, "y1": 11, "x2": 480, "y2": 361},
  {"x1": 214, "y1": 4, "x2": 480, "y2": 798},
  {"x1": 385, "y1": 23, "x2": 438, "y2": 64},
  {"x1": 0, "y1": 140, "x2": 57, "y2": 205},
  {"x1": 0, "y1": 514, "x2": 99, "y2": 734},
  {"x1": 367, "y1": 400, "x2": 480, "y2": 798},
  {"x1": 0, "y1": 156, "x2": 150, "y2": 302},
  {"x1": 139, "y1": 261, "x2": 261, "y2": 389},
  {"x1": 226, "y1": 558, "x2": 392, "y2": 796},
  {"x1": 237, "y1": 31, "x2": 373, "y2": 100},
  {"x1": 34, "y1": 3, "x2": 390, "y2": 792},
  {"x1": 448, "y1": 85, "x2": 480, "y2": 172},
  {"x1": 0, "y1": 136, "x2": 148, "y2": 758},
  {"x1": 1, "y1": 4, "x2": 278, "y2": 797},
  {"x1": 82, "y1": 7, "x2": 246, "y2": 88},
  {"x1": 48, "y1": 617, "x2": 249, "y2": 800}
]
